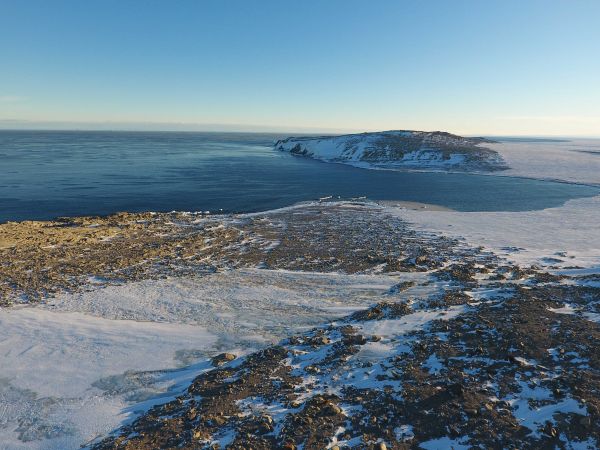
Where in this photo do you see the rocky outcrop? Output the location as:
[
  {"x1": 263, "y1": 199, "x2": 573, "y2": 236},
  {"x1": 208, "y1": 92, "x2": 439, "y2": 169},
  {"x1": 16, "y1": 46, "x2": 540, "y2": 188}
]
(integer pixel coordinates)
[
  {"x1": 275, "y1": 130, "x2": 508, "y2": 172},
  {"x1": 91, "y1": 258, "x2": 600, "y2": 450},
  {"x1": 88, "y1": 203, "x2": 599, "y2": 450}
]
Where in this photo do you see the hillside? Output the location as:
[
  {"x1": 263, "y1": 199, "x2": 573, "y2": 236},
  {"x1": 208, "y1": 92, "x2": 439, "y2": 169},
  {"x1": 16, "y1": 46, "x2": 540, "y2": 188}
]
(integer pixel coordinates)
[
  {"x1": 88, "y1": 202, "x2": 599, "y2": 450},
  {"x1": 275, "y1": 131, "x2": 508, "y2": 172}
]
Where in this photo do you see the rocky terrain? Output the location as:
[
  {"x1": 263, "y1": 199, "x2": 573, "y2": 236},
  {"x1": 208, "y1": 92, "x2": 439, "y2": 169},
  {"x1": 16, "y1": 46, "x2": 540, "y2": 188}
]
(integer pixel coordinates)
[
  {"x1": 275, "y1": 131, "x2": 508, "y2": 172},
  {"x1": 93, "y1": 271, "x2": 600, "y2": 449},
  {"x1": 0, "y1": 202, "x2": 455, "y2": 306},
  {"x1": 89, "y1": 261, "x2": 600, "y2": 448},
  {"x1": 1, "y1": 202, "x2": 598, "y2": 449}
]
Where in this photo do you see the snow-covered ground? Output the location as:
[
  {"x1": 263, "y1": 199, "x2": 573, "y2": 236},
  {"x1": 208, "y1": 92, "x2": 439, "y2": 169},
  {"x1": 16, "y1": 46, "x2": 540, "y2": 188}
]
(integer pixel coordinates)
[
  {"x1": 395, "y1": 139, "x2": 600, "y2": 271},
  {"x1": 0, "y1": 269, "x2": 433, "y2": 449},
  {"x1": 0, "y1": 309, "x2": 216, "y2": 449},
  {"x1": 279, "y1": 134, "x2": 600, "y2": 186},
  {"x1": 396, "y1": 195, "x2": 600, "y2": 270},
  {"x1": 489, "y1": 139, "x2": 600, "y2": 186}
]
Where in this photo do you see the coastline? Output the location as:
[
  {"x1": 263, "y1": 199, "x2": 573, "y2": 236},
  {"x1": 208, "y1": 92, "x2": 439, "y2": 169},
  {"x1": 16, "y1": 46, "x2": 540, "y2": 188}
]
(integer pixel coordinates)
[
  {"x1": 2, "y1": 189, "x2": 599, "y2": 306},
  {"x1": 279, "y1": 138, "x2": 600, "y2": 188},
  {"x1": 1, "y1": 136, "x2": 600, "y2": 448},
  {"x1": 374, "y1": 200, "x2": 454, "y2": 212}
]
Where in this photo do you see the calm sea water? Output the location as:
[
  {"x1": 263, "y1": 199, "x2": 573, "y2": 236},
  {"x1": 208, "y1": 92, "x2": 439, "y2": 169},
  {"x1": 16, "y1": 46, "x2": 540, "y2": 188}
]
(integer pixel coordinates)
[{"x1": 0, "y1": 130, "x2": 598, "y2": 222}]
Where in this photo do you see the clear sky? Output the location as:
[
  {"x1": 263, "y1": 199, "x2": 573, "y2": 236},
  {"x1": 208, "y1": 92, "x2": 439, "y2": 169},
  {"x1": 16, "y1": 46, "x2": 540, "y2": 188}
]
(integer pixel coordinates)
[{"x1": 1, "y1": 0, "x2": 599, "y2": 136}]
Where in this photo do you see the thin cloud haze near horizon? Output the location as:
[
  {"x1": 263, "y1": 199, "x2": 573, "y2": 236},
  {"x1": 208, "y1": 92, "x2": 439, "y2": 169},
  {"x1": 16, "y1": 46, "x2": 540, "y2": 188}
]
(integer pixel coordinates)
[{"x1": 1, "y1": 0, "x2": 600, "y2": 136}]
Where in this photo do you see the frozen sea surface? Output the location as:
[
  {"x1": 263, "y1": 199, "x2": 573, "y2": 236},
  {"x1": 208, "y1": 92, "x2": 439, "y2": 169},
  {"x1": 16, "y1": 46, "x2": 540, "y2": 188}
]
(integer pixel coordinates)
[
  {"x1": 489, "y1": 138, "x2": 600, "y2": 186},
  {"x1": 396, "y1": 139, "x2": 600, "y2": 270}
]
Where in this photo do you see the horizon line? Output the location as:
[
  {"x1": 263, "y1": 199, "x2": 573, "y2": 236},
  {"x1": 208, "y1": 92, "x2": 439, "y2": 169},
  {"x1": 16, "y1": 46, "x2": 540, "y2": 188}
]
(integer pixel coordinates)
[
  {"x1": 1, "y1": 127, "x2": 599, "y2": 139},
  {"x1": 1, "y1": 119, "x2": 600, "y2": 139}
]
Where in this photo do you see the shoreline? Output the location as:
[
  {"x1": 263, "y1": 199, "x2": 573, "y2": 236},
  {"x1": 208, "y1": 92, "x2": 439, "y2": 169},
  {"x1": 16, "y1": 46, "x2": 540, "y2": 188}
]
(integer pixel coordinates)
[
  {"x1": 287, "y1": 152, "x2": 600, "y2": 188},
  {"x1": 374, "y1": 200, "x2": 454, "y2": 211},
  {"x1": 3, "y1": 182, "x2": 598, "y2": 226},
  {"x1": 3, "y1": 136, "x2": 600, "y2": 226},
  {"x1": 2, "y1": 192, "x2": 599, "y2": 305}
]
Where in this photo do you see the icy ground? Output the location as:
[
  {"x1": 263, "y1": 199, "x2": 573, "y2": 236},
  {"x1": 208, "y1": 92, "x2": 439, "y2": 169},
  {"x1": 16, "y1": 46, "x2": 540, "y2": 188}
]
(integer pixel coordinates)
[
  {"x1": 0, "y1": 269, "x2": 434, "y2": 449},
  {"x1": 396, "y1": 139, "x2": 600, "y2": 272},
  {"x1": 398, "y1": 195, "x2": 600, "y2": 271},
  {"x1": 488, "y1": 139, "x2": 600, "y2": 186}
]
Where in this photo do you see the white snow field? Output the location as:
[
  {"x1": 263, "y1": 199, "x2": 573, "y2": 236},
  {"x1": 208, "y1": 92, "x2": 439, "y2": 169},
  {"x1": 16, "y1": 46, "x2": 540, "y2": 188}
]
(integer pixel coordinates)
[
  {"x1": 394, "y1": 138, "x2": 600, "y2": 270},
  {"x1": 489, "y1": 138, "x2": 600, "y2": 186},
  {"x1": 0, "y1": 309, "x2": 216, "y2": 449},
  {"x1": 397, "y1": 194, "x2": 600, "y2": 271},
  {"x1": 0, "y1": 269, "x2": 431, "y2": 449}
]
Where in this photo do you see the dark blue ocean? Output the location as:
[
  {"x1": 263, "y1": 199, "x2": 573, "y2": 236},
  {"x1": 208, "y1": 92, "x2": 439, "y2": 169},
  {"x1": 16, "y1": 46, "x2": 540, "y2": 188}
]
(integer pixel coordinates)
[{"x1": 0, "y1": 130, "x2": 598, "y2": 222}]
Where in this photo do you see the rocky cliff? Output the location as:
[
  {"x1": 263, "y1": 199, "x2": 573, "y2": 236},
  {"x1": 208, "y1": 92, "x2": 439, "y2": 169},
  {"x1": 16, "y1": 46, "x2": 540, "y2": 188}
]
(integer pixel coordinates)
[{"x1": 275, "y1": 130, "x2": 508, "y2": 172}]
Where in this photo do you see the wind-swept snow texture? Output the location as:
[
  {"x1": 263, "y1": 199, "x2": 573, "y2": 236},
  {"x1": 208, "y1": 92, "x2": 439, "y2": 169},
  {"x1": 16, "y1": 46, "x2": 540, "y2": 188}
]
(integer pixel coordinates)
[
  {"x1": 275, "y1": 130, "x2": 507, "y2": 172},
  {"x1": 0, "y1": 270, "x2": 417, "y2": 450}
]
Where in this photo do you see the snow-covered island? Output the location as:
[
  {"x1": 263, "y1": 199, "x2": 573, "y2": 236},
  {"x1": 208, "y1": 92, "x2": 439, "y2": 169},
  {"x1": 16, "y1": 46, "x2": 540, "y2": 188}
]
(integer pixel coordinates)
[{"x1": 275, "y1": 130, "x2": 509, "y2": 172}]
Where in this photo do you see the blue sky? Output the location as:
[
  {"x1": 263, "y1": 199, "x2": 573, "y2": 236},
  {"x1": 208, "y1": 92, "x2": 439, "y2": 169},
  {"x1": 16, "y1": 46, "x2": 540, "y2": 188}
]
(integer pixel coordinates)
[{"x1": 1, "y1": 0, "x2": 599, "y2": 135}]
